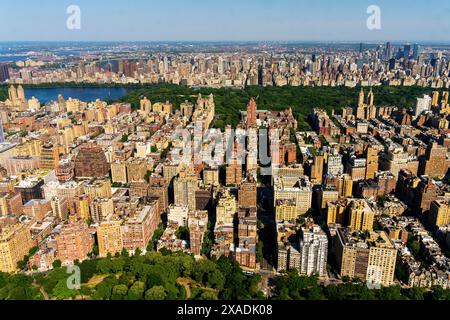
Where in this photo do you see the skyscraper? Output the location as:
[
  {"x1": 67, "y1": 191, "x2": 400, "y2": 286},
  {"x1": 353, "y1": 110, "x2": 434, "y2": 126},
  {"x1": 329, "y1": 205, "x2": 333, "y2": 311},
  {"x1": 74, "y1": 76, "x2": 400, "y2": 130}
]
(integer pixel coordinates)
[
  {"x1": 413, "y1": 44, "x2": 421, "y2": 60},
  {"x1": 0, "y1": 63, "x2": 10, "y2": 82},
  {"x1": 246, "y1": 97, "x2": 257, "y2": 128},
  {"x1": 403, "y1": 44, "x2": 412, "y2": 59},
  {"x1": 385, "y1": 42, "x2": 392, "y2": 59}
]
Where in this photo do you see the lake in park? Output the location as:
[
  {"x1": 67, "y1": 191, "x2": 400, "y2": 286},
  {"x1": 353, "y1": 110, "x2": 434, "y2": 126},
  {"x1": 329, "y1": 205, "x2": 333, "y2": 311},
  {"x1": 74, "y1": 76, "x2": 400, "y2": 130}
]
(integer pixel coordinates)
[{"x1": 24, "y1": 87, "x2": 130, "y2": 104}]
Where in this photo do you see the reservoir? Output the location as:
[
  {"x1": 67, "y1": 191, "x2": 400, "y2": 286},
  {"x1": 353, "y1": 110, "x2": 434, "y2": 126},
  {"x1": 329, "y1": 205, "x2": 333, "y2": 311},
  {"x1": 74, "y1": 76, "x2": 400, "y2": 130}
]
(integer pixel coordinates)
[{"x1": 24, "y1": 87, "x2": 129, "y2": 104}]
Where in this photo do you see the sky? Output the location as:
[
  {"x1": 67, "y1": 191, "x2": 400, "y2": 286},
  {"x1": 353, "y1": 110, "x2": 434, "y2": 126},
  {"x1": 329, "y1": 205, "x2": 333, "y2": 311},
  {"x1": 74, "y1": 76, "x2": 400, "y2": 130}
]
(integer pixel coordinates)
[{"x1": 0, "y1": 0, "x2": 449, "y2": 42}]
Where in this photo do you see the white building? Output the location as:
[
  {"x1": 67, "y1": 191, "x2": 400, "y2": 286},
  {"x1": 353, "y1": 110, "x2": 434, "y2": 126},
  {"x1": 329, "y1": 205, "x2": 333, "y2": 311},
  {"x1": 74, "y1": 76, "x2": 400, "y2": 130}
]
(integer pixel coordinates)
[
  {"x1": 414, "y1": 94, "x2": 432, "y2": 118},
  {"x1": 327, "y1": 150, "x2": 344, "y2": 176},
  {"x1": 167, "y1": 205, "x2": 189, "y2": 227},
  {"x1": 299, "y1": 224, "x2": 328, "y2": 277}
]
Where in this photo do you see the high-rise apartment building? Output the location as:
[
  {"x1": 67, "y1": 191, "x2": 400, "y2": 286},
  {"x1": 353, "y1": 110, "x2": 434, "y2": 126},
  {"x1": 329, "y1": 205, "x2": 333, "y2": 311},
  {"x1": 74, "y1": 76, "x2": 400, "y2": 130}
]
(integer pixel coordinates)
[
  {"x1": 246, "y1": 97, "x2": 257, "y2": 127},
  {"x1": 55, "y1": 217, "x2": 94, "y2": 263},
  {"x1": 40, "y1": 142, "x2": 59, "y2": 171},
  {"x1": 216, "y1": 189, "x2": 237, "y2": 224},
  {"x1": 310, "y1": 154, "x2": 324, "y2": 184},
  {"x1": 97, "y1": 218, "x2": 123, "y2": 257},
  {"x1": 188, "y1": 210, "x2": 208, "y2": 256},
  {"x1": 365, "y1": 147, "x2": 379, "y2": 180},
  {"x1": 121, "y1": 203, "x2": 159, "y2": 253},
  {"x1": 334, "y1": 228, "x2": 397, "y2": 287},
  {"x1": 167, "y1": 205, "x2": 189, "y2": 227},
  {"x1": 348, "y1": 199, "x2": 375, "y2": 232},
  {"x1": 430, "y1": 200, "x2": 450, "y2": 228},
  {"x1": 275, "y1": 199, "x2": 297, "y2": 221},
  {"x1": 73, "y1": 143, "x2": 109, "y2": 178},
  {"x1": 174, "y1": 169, "x2": 198, "y2": 211},
  {"x1": 274, "y1": 176, "x2": 313, "y2": 216},
  {"x1": 419, "y1": 142, "x2": 447, "y2": 178},
  {"x1": 326, "y1": 150, "x2": 344, "y2": 176},
  {"x1": 0, "y1": 63, "x2": 10, "y2": 82},
  {"x1": 226, "y1": 159, "x2": 242, "y2": 186},
  {"x1": 0, "y1": 222, "x2": 34, "y2": 272},
  {"x1": 298, "y1": 224, "x2": 328, "y2": 277},
  {"x1": 238, "y1": 179, "x2": 257, "y2": 208}
]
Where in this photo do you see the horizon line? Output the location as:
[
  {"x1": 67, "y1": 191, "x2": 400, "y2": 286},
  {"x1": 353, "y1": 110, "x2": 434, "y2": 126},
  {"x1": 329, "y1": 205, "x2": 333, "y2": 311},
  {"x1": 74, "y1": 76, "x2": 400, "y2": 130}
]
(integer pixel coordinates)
[{"x1": 1, "y1": 40, "x2": 450, "y2": 44}]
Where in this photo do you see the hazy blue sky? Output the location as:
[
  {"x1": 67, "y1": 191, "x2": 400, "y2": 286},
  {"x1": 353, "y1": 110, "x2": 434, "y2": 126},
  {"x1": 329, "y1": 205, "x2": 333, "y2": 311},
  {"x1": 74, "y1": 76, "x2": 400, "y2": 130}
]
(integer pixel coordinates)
[{"x1": 1, "y1": 0, "x2": 449, "y2": 42}]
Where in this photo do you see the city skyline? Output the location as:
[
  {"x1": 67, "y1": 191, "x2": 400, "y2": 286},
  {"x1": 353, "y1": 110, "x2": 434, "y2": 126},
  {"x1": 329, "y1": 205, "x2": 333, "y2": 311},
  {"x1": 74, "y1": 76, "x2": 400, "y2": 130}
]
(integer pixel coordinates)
[
  {"x1": 0, "y1": 0, "x2": 449, "y2": 306},
  {"x1": 1, "y1": 0, "x2": 450, "y2": 42}
]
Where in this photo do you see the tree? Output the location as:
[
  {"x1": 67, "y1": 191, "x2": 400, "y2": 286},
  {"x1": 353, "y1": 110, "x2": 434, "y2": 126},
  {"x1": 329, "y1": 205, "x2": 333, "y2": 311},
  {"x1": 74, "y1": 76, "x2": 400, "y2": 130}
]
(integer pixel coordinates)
[
  {"x1": 16, "y1": 260, "x2": 26, "y2": 270},
  {"x1": 145, "y1": 285, "x2": 166, "y2": 300},
  {"x1": 176, "y1": 226, "x2": 190, "y2": 241},
  {"x1": 110, "y1": 258, "x2": 125, "y2": 273},
  {"x1": 94, "y1": 277, "x2": 116, "y2": 300},
  {"x1": 256, "y1": 241, "x2": 263, "y2": 264},
  {"x1": 52, "y1": 279, "x2": 79, "y2": 300},
  {"x1": 379, "y1": 285, "x2": 404, "y2": 300},
  {"x1": 429, "y1": 285, "x2": 450, "y2": 300},
  {"x1": 199, "y1": 291, "x2": 218, "y2": 300},
  {"x1": 120, "y1": 133, "x2": 129, "y2": 143},
  {"x1": 144, "y1": 170, "x2": 152, "y2": 182},
  {"x1": 111, "y1": 284, "x2": 128, "y2": 300},
  {"x1": 406, "y1": 287, "x2": 425, "y2": 300},
  {"x1": 97, "y1": 259, "x2": 113, "y2": 274},
  {"x1": 78, "y1": 259, "x2": 98, "y2": 283},
  {"x1": 134, "y1": 248, "x2": 142, "y2": 257},
  {"x1": 127, "y1": 281, "x2": 145, "y2": 300},
  {"x1": 306, "y1": 286, "x2": 325, "y2": 300},
  {"x1": 201, "y1": 222, "x2": 214, "y2": 256},
  {"x1": 121, "y1": 248, "x2": 130, "y2": 257},
  {"x1": 52, "y1": 260, "x2": 62, "y2": 269},
  {"x1": 148, "y1": 223, "x2": 164, "y2": 251}
]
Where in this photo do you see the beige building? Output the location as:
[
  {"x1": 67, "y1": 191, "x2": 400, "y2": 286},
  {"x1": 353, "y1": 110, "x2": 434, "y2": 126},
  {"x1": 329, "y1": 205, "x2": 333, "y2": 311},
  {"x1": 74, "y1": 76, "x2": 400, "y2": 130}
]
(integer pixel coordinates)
[
  {"x1": 216, "y1": 189, "x2": 237, "y2": 224},
  {"x1": 430, "y1": 200, "x2": 450, "y2": 227},
  {"x1": 203, "y1": 167, "x2": 219, "y2": 187},
  {"x1": 91, "y1": 197, "x2": 114, "y2": 222},
  {"x1": 348, "y1": 199, "x2": 375, "y2": 232},
  {"x1": 97, "y1": 218, "x2": 123, "y2": 257},
  {"x1": 274, "y1": 176, "x2": 312, "y2": 216},
  {"x1": 83, "y1": 178, "x2": 112, "y2": 198},
  {"x1": 338, "y1": 174, "x2": 353, "y2": 198},
  {"x1": 174, "y1": 169, "x2": 198, "y2": 211},
  {"x1": 111, "y1": 161, "x2": 127, "y2": 184},
  {"x1": 0, "y1": 223, "x2": 34, "y2": 272},
  {"x1": 334, "y1": 228, "x2": 397, "y2": 287},
  {"x1": 275, "y1": 199, "x2": 297, "y2": 221}
]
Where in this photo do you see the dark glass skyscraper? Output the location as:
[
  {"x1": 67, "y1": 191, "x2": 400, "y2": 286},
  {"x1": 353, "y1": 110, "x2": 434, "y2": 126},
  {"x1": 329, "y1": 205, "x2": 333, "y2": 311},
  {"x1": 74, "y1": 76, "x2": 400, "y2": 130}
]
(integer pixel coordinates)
[
  {"x1": 0, "y1": 63, "x2": 10, "y2": 82},
  {"x1": 413, "y1": 44, "x2": 421, "y2": 60}
]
